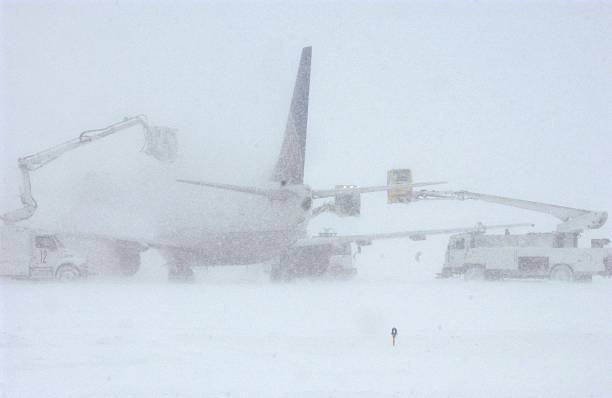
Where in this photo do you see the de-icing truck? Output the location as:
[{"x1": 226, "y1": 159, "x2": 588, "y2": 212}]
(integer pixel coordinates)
[
  {"x1": 441, "y1": 231, "x2": 612, "y2": 281},
  {"x1": 410, "y1": 189, "x2": 611, "y2": 282},
  {"x1": 0, "y1": 116, "x2": 176, "y2": 279}
]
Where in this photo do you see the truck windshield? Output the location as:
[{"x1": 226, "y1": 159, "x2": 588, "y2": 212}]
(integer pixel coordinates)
[{"x1": 35, "y1": 235, "x2": 57, "y2": 250}]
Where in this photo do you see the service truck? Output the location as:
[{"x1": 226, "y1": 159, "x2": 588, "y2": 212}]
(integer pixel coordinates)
[
  {"x1": 441, "y1": 230, "x2": 612, "y2": 282},
  {"x1": 0, "y1": 225, "x2": 87, "y2": 280},
  {"x1": 404, "y1": 187, "x2": 610, "y2": 282}
]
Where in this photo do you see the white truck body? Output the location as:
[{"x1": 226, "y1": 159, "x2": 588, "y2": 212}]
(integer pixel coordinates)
[
  {"x1": 0, "y1": 225, "x2": 87, "y2": 280},
  {"x1": 442, "y1": 231, "x2": 612, "y2": 281}
]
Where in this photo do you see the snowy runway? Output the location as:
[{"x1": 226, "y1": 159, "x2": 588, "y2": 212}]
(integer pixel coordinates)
[{"x1": 2, "y1": 269, "x2": 612, "y2": 397}]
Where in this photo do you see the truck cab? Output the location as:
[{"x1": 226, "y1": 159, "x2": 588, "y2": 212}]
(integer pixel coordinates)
[
  {"x1": 445, "y1": 233, "x2": 473, "y2": 268},
  {"x1": 0, "y1": 225, "x2": 87, "y2": 280}
]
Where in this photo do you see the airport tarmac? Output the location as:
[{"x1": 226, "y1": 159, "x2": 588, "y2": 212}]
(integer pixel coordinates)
[{"x1": 2, "y1": 261, "x2": 611, "y2": 398}]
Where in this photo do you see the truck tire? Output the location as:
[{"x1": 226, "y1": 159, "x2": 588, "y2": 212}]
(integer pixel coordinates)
[
  {"x1": 55, "y1": 264, "x2": 81, "y2": 281},
  {"x1": 464, "y1": 265, "x2": 485, "y2": 281},
  {"x1": 549, "y1": 264, "x2": 573, "y2": 282}
]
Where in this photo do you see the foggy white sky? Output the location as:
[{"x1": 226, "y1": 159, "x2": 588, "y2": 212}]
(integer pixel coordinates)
[{"x1": 1, "y1": 1, "x2": 610, "y2": 248}]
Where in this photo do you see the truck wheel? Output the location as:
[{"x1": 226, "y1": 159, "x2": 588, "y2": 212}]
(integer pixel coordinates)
[
  {"x1": 550, "y1": 264, "x2": 573, "y2": 282},
  {"x1": 464, "y1": 265, "x2": 485, "y2": 281},
  {"x1": 55, "y1": 264, "x2": 81, "y2": 281}
]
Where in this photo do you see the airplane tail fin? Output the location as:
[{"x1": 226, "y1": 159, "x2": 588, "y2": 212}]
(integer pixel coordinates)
[{"x1": 272, "y1": 46, "x2": 311, "y2": 185}]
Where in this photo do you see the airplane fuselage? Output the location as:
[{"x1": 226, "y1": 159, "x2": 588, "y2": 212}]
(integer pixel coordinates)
[{"x1": 159, "y1": 184, "x2": 313, "y2": 266}]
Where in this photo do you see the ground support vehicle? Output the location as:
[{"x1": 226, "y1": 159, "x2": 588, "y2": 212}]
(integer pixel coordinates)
[
  {"x1": 440, "y1": 231, "x2": 612, "y2": 282},
  {"x1": 270, "y1": 231, "x2": 357, "y2": 281},
  {"x1": 0, "y1": 225, "x2": 87, "y2": 280}
]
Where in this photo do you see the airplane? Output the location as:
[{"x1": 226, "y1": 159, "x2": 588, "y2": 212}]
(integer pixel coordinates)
[
  {"x1": 157, "y1": 47, "x2": 527, "y2": 280},
  {"x1": 1, "y1": 46, "x2": 531, "y2": 281}
]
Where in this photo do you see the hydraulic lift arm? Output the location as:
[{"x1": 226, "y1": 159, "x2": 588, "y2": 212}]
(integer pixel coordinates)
[
  {"x1": 412, "y1": 190, "x2": 607, "y2": 233},
  {"x1": 1, "y1": 115, "x2": 177, "y2": 225}
]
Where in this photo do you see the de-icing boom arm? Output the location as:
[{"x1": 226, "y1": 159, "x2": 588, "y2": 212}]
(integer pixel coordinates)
[
  {"x1": 1, "y1": 115, "x2": 177, "y2": 225},
  {"x1": 412, "y1": 190, "x2": 607, "y2": 233}
]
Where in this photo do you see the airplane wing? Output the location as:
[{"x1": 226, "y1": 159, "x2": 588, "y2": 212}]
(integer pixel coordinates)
[
  {"x1": 311, "y1": 181, "x2": 446, "y2": 199},
  {"x1": 296, "y1": 223, "x2": 534, "y2": 247}
]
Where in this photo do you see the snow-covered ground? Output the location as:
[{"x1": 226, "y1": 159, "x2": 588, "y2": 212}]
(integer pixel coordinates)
[{"x1": 2, "y1": 261, "x2": 612, "y2": 398}]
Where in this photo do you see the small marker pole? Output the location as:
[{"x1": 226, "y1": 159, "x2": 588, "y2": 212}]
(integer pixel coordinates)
[{"x1": 391, "y1": 327, "x2": 398, "y2": 346}]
